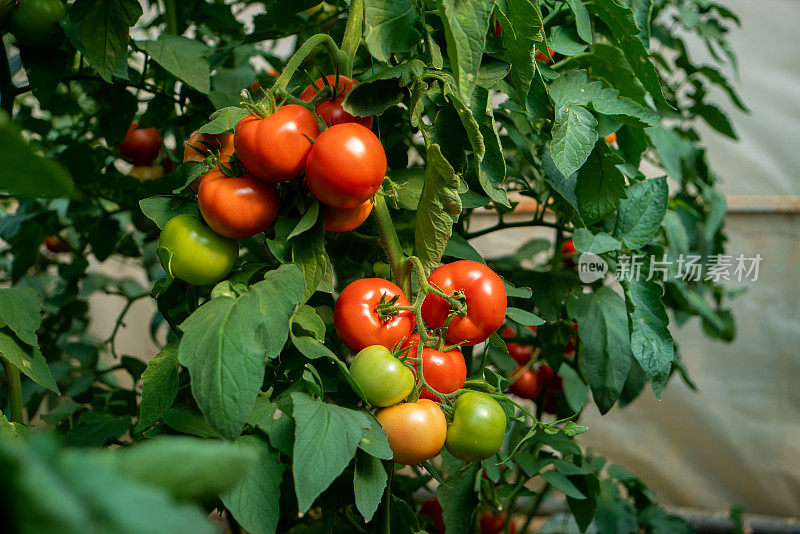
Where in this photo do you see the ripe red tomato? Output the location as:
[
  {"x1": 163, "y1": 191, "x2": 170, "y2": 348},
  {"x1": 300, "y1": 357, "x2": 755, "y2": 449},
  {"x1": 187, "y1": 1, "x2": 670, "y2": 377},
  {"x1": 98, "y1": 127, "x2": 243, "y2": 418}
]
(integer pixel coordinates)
[
  {"x1": 509, "y1": 366, "x2": 541, "y2": 399},
  {"x1": 376, "y1": 399, "x2": 446, "y2": 465},
  {"x1": 420, "y1": 497, "x2": 445, "y2": 534},
  {"x1": 197, "y1": 169, "x2": 280, "y2": 239},
  {"x1": 480, "y1": 512, "x2": 516, "y2": 534},
  {"x1": 501, "y1": 326, "x2": 532, "y2": 364},
  {"x1": 494, "y1": 19, "x2": 502, "y2": 37},
  {"x1": 542, "y1": 389, "x2": 559, "y2": 415},
  {"x1": 118, "y1": 121, "x2": 162, "y2": 165},
  {"x1": 537, "y1": 364, "x2": 562, "y2": 391},
  {"x1": 44, "y1": 235, "x2": 69, "y2": 253},
  {"x1": 535, "y1": 47, "x2": 555, "y2": 63},
  {"x1": 334, "y1": 278, "x2": 415, "y2": 352},
  {"x1": 564, "y1": 320, "x2": 579, "y2": 354},
  {"x1": 299, "y1": 75, "x2": 373, "y2": 129},
  {"x1": 234, "y1": 105, "x2": 318, "y2": 182},
  {"x1": 305, "y1": 123, "x2": 387, "y2": 208},
  {"x1": 324, "y1": 200, "x2": 373, "y2": 232},
  {"x1": 401, "y1": 334, "x2": 467, "y2": 401},
  {"x1": 421, "y1": 261, "x2": 507, "y2": 346}
]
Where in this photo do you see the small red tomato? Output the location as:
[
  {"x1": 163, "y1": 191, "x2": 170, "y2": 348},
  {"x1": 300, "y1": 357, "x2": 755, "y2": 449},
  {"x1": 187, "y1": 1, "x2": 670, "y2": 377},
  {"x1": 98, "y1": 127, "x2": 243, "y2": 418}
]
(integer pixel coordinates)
[
  {"x1": 324, "y1": 200, "x2": 373, "y2": 232},
  {"x1": 118, "y1": 121, "x2": 162, "y2": 165},
  {"x1": 537, "y1": 364, "x2": 562, "y2": 391},
  {"x1": 300, "y1": 75, "x2": 373, "y2": 128},
  {"x1": 509, "y1": 365, "x2": 541, "y2": 399},
  {"x1": 564, "y1": 320, "x2": 579, "y2": 354},
  {"x1": 480, "y1": 512, "x2": 516, "y2": 534},
  {"x1": 402, "y1": 334, "x2": 467, "y2": 401},
  {"x1": 535, "y1": 47, "x2": 555, "y2": 63},
  {"x1": 543, "y1": 389, "x2": 559, "y2": 415},
  {"x1": 421, "y1": 261, "x2": 507, "y2": 346},
  {"x1": 197, "y1": 169, "x2": 280, "y2": 239},
  {"x1": 44, "y1": 235, "x2": 69, "y2": 253},
  {"x1": 501, "y1": 326, "x2": 532, "y2": 365},
  {"x1": 334, "y1": 278, "x2": 415, "y2": 353},
  {"x1": 420, "y1": 497, "x2": 445, "y2": 534},
  {"x1": 305, "y1": 123, "x2": 387, "y2": 208},
  {"x1": 234, "y1": 105, "x2": 319, "y2": 183},
  {"x1": 494, "y1": 19, "x2": 502, "y2": 37}
]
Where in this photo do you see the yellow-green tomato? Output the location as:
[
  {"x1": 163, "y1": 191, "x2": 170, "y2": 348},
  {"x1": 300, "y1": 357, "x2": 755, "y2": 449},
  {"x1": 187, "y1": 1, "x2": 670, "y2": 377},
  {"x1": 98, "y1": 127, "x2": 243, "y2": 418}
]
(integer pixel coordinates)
[
  {"x1": 349, "y1": 345, "x2": 414, "y2": 407},
  {"x1": 445, "y1": 391, "x2": 507, "y2": 462},
  {"x1": 158, "y1": 214, "x2": 238, "y2": 286}
]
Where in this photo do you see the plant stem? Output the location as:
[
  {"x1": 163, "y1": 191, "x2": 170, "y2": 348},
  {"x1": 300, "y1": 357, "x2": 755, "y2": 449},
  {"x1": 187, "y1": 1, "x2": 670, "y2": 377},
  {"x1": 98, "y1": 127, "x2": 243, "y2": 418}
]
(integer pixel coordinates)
[
  {"x1": 272, "y1": 34, "x2": 347, "y2": 96},
  {"x1": 164, "y1": 0, "x2": 179, "y2": 35},
  {"x1": 3, "y1": 360, "x2": 23, "y2": 423},
  {"x1": 0, "y1": 37, "x2": 15, "y2": 116},
  {"x1": 340, "y1": 0, "x2": 364, "y2": 77},
  {"x1": 520, "y1": 483, "x2": 550, "y2": 533},
  {"x1": 463, "y1": 219, "x2": 566, "y2": 239},
  {"x1": 373, "y1": 195, "x2": 411, "y2": 296},
  {"x1": 381, "y1": 460, "x2": 394, "y2": 534}
]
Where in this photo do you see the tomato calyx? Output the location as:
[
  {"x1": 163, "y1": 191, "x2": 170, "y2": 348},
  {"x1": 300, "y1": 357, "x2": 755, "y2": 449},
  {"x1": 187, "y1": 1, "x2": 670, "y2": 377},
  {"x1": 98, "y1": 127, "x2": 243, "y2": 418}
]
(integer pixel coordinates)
[{"x1": 375, "y1": 293, "x2": 405, "y2": 321}]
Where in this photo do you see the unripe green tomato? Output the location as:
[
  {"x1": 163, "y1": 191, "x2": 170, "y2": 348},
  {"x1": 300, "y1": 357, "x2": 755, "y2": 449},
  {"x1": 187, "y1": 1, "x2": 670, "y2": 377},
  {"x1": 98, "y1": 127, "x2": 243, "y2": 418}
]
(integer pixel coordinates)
[
  {"x1": 349, "y1": 345, "x2": 414, "y2": 407},
  {"x1": 11, "y1": 0, "x2": 67, "y2": 50},
  {"x1": 158, "y1": 214, "x2": 238, "y2": 286},
  {"x1": 445, "y1": 391, "x2": 507, "y2": 462}
]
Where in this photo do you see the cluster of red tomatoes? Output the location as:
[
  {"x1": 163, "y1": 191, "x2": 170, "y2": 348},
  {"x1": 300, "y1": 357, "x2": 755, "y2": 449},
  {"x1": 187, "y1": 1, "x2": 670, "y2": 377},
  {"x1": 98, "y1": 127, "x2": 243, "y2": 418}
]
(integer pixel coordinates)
[
  {"x1": 153, "y1": 75, "x2": 386, "y2": 286},
  {"x1": 502, "y1": 321, "x2": 578, "y2": 414},
  {"x1": 336, "y1": 260, "x2": 510, "y2": 465}
]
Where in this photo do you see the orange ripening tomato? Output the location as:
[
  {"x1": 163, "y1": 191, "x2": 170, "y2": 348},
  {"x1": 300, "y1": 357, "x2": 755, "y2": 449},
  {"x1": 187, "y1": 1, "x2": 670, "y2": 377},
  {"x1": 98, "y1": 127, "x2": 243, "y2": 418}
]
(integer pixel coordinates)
[
  {"x1": 234, "y1": 105, "x2": 319, "y2": 183},
  {"x1": 605, "y1": 132, "x2": 617, "y2": 145},
  {"x1": 183, "y1": 131, "x2": 235, "y2": 163},
  {"x1": 44, "y1": 236, "x2": 70, "y2": 253},
  {"x1": 299, "y1": 75, "x2": 373, "y2": 129},
  {"x1": 509, "y1": 366, "x2": 541, "y2": 399},
  {"x1": 401, "y1": 334, "x2": 467, "y2": 401},
  {"x1": 305, "y1": 123, "x2": 387, "y2": 208},
  {"x1": 376, "y1": 399, "x2": 447, "y2": 465},
  {"x1": 421, "y1": 261, "x2": 507, "y2": 346},
  {"x1": 197, "y1": 169, "x2": 280, "y2": 239},
  {"x1": 118, "y1": 121, "x2": 162, "y2": 165},
  {"x1": 323, "y1": 200, "x2": 373, "y2": 232},
  {"x1": 334, "y1": 278, "x2": 415, "y2": 352}
]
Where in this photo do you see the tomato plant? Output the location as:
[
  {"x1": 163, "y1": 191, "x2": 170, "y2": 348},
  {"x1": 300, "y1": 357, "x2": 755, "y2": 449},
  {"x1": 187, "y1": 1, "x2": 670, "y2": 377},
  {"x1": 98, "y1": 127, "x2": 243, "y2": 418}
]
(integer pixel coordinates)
[{"x1": 0, "y1": 0, "x2": 743, "y2": 532}]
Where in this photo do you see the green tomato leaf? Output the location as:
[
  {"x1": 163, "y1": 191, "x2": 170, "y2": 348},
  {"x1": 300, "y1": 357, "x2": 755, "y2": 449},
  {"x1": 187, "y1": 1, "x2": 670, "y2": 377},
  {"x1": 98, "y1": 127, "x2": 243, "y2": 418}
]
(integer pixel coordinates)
[
  {"x1": 0, "y1": 287, "x2": 41, "y2": 346},
  {"x1": 575, "y1": 141, "x2": 627, "y2": 225},
  {"x1": 566, "y1": 287, "x2": 633, "y2": 414},
  {"x1": 354, "y1": 451, "x2": 387, "y2": 521},
  {"x1": 108, "y1": 436, "x2": 257, "y2": 501},
  {"x1": 162, "y1": 408, "x2": 220, "y2": 438},
  {"x1": 436, "y1": 0, "x2": 494, "y2": 101},
  {"x1": 221, "y1": 435, "x2": 286, "y2": 534},
  {"x1": 566, "y1": 0, "x2": 593, "y2": 43},
  {"x1": 572, "y1": 228, "x2": 622, "y2": 255},
  {"x1": 613, "y1": 176, "x2": 668, "y2": 249},
  {"x1": 248, "y1": 395, "x2": 295, "y2": 455},
  {"x1": 135, "y1": 342, "x2": 179, "y2": 432},
  {"x1": 199, "y1": 106, "x2": 250, "y2": 135},
  {"x1": 551, "y1": 104, "x2": 598, "y2": 178},
  {"x1": 439, "y1": 461, "x2": 479, "y2": 534},
  {"x1": 443, "y1": 233, "x2": 484, "y2": 263},
  {"x1": 506, "y1": 307, "x2": 545, "y2": 327},
  {"x1": 622, "y1": 275, "x2": 674, "y2": 398},
  {"x1": 291, "y1": 220, "x2": 328, "y2": 302},
  {"x1": 0, "y1": 331, "x2": 58, "y2": 393},
  {"x1": 0, "y1": 113, "x2": 75, "y2": 199},
  {"x1": 542, "y1": 469, "x2": 586, "y2": 499},
  {"x1": 72, "y1": 0, "x2": 142, "y2": 83},
  {"x1": 357, "y1": 417, "x2": 392, "y2": 460},
  {"x1": 364, "y1": 0, "x2": 423, "y2": 62},
  {"x1": 287, "y1": 200, "x2": 319, "y2": 240},
  {"x1": 496, "y1": 0, "x2": 547, "y2": 102},
  {"x1": 178, "y1": 265, "x2": 304, "y2": 440},
  {"x1": 290, "y1": 392, "x2": 374, "y2": 513},
  {"x1": 137, "y1": 35, "x2": 211, "y2": 94},
  {"x1": 139, "y1": 196, "x2": 199, "y2": 229}
]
